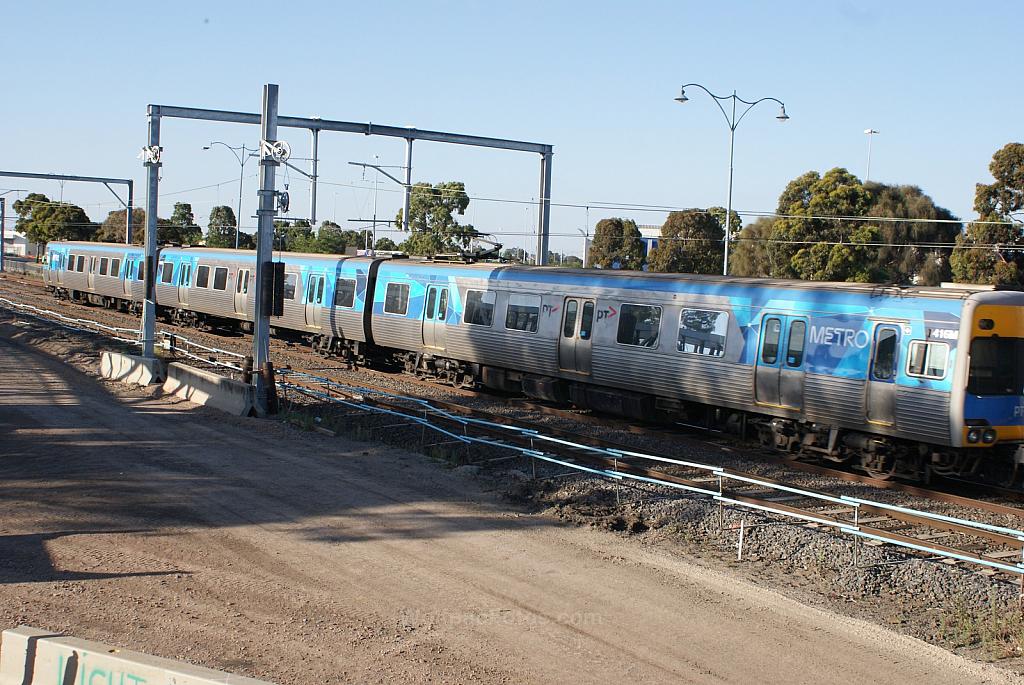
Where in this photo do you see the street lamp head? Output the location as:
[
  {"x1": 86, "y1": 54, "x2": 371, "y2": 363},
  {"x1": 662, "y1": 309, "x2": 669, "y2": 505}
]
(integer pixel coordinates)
[
  {"x1": 202, "y1": 146, "x2": 210, "y2": 150},
  {"x1": 674, "y1": 86, "x2": 689, "y2": 104},
  {"x1": 776, "y1": 105, "x2": 790, "y2": 122},
  {"x1": 864, "y1": 129, "x2": 879, "y2": 135}
]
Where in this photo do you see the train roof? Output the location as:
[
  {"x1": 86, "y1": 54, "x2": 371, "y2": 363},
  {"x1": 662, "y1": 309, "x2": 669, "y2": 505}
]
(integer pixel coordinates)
[
  {"x1": 389, "y1": 260, "x2": 1012, "y2": 301},
  {"x1": 46, "y1": 241, "x2": 1019, "y2": 301}
]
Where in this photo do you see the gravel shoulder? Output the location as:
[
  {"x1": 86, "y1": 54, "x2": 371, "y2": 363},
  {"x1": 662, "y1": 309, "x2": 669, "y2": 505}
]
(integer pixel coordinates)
[{"x1": 1, "y1": 315, "x2": 1020, "y2": 684}]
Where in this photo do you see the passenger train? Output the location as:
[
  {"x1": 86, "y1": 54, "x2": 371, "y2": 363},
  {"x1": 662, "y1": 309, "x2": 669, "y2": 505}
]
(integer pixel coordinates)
[{"x1": 42, "y1": 240, "x2": 1024, "y2": 484}]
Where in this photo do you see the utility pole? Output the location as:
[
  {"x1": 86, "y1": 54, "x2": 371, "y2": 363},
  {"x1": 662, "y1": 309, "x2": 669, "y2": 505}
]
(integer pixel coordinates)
[{"x1": 252, "y1": 83, "x2": 280, "y2": 415}]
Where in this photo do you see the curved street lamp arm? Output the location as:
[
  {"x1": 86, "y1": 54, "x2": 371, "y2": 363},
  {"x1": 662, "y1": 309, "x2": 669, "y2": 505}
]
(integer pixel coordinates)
[
  {"x1": 733, "y1": 96, "x2": 786, "y2": 128},
  {"x1": 679, "y1": 83, "x2": 735, "y2": 129},
  {"x1": 206, "y1": 141, "x2": 244, "y2": 166}
]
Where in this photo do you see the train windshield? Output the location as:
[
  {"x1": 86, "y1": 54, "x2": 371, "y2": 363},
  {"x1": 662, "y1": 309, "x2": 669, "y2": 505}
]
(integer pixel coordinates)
[{"x1": 968, "y1": 337, "x2": 1024, "y2": 396}]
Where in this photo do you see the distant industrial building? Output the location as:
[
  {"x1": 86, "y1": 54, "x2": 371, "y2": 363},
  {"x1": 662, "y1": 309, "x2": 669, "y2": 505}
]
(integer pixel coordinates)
[{"x1": 2, "y1": 231, "x2": 37, "y2": 258}]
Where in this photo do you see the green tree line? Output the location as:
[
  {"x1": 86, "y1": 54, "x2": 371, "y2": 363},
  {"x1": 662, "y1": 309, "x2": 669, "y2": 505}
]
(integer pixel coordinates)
[{"x1": 588, "y1": 142, "x2": 1024, "y2": 286}]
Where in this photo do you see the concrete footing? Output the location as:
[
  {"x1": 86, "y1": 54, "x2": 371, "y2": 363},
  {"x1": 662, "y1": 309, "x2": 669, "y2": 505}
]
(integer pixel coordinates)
[
  {"x1": 100, "y1": 350, "x2": 166, "y2": 386},
  {"x1": 163, "y1": 362, "x2": 254, "y2": 416},
  {"x1": 0, "y1": 625, "x2": 273, "y2": 684}
]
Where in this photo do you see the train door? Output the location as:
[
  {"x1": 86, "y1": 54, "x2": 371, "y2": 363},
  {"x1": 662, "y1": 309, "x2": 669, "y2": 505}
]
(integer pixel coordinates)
[
  {"x1": 558, "y1": 297, "x2": 595, "y2": 374},
  {"x1": 866, "y1": 323, "x2": 901, "y2": 425},
  {"x1": 422, "y1": 284, "x2": 449, "y2": 349},
  {"x1": 54, "y1": 252, "x2": 64, "y2": 286},
  {"x1": 178, "y1": 262, "x2": 191, "y2": 306},
  {"x1": 121, "y1": 258, "x2": 132, "y2": 297},
  {"x1": 304, "y1": 273, "x2": 325, "y2": 328},
  {"x1": 234, "y1": 268, "x2": 250, "y2": 315},
  {"x1": 755, "y1": 315, "x2": 806, "y2": 410},
  {"x1": 87, "y1": 256, "x2": 97, "y2": 289}
]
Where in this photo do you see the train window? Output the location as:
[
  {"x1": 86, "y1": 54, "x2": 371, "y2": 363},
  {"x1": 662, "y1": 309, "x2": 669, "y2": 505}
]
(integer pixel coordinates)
[
  {"x1": 464, "y1": 290, "x2": 495, "y2": 326},
  {"x1": 179, "y1": 264, "x2": 191, "y2": 286},
  {"x1": 562, "y1": 300, "x2": 578, "y2": 337},
  {"x1": 437, "y1": 289, "x2": 448, "y2": 320},
  {"x1": 212, "y1": 267, "x2": 228, "y2": 291},
  {"x1": 136, "y1": 260, "x2": 144, "y2": 281},
  {"x1": 67, "y1": 254, "x2": 75, "y2": 270},
  {"x1": 110, "y1": 259, "x2": 120, "y2": 278},
  {"x1": 334, "y1": 278, "x2": 356, "y2": 308},
  {"x1": 580, "y1": 301, "x2": 595, "y2": 340},
  {"x1": 678, "y1": 309, "x2": 728, "y2": 357},
  {"x1": 196, "y1": 265, "x2": 210, "y2": 288},
  {"x1": 787, "y1": 321, "x2": 806, "y2": 367},
  {"x1": 761, "y1": 318, "x2": 782, "y2": 364},
  {"x1": 283, "y1": 273, "x2": 297, "y2": 300},
  {"x1": 159, "y1": 262, "x2": 174, "y2": 284},
  {"x1": 315, "y1": 275, "x2": 324, "y2": 302},
  {"x1": 384, "y1": 282, "x2": 409, "y2": 315},
  {"x1": 968, "y1": 338, "x2": 1024, "y2": 395},
  {"x1": 907, "y1": 341, "x2": 949, "y2": 379},
  {"x1": 505, "y1": 294, "x2": 541, "y2": 333},
  {"x1": 99, "y1": 258, "x2": 109, "y2": 276},
  {"x1": 617, "y1": 304, "x2": 662, "y2": 348},
  {"x1": 237, "y1": 269, "x2": 250, "y2": 295},
  {"x1": 871, "y1": 327, "x2": 899, "y2": 380}
]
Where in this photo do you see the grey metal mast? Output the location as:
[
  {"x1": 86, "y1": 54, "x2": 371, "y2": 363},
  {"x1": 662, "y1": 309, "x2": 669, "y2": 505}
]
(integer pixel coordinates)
[{"x1": 251, "y1": 84, "x2": 280, "y2": 414}]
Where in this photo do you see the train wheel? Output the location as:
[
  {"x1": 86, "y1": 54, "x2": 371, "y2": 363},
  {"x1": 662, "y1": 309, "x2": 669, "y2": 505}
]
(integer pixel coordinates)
[{"x1": 859, "y1": 452, "x2": 897, "y2": 480}]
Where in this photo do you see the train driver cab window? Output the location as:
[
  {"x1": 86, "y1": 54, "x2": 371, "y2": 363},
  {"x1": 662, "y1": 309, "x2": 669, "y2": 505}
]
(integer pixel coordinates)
[
  {"x1": 383, "y1": 282, "x2": 409, "y2": 315},
  {"x1": 505, "y1": 294, "x2": 541, "y2": 333},
  {"x1": 871, "y1": 327, "x2": 899, "y2": 380},
  {"x1": 334, "y1": 278, "x2": 356, "y2": 308},
  {"x1": 196, "y1": 265, "x2": 210, "y2": 288},
  {"x1": 678, "y1": 309, "x2": 729, "y2": 357},
  {"x1": 282, "y1": 273, "x2": 297, "y2": 300},
  {"x1": 110, "y1": 259, "x2": 120, "y2": 278},
  {"x1": 212, "y1": 267, "x2": 228, "y2": 291},
  {"x1": 617, "y1": 304, "x2": 662, "y2": 348},
  {"x1": 159, "y1": 262, "x2": 174, "y2": 284},
  {"x1": 907, "y1": 341, "x2": 949, "y2": 379},
  {"x1": 464, "y1": 290, "x2": 495, "y2": 326},
  {"x1": 76, "y1": 255, "x2": 86, "y2": 272}
]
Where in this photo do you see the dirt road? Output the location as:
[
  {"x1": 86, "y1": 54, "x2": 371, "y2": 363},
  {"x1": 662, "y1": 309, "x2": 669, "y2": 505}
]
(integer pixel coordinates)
[{"x1": 0, "y1": 324, "x2": 1014, "y2": 684}]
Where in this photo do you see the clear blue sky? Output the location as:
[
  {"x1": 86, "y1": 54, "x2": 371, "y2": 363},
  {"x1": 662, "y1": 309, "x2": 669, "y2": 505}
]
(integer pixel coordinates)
[{"x1": 2, "y1": 1, "x2": 1018, "y2": 257}]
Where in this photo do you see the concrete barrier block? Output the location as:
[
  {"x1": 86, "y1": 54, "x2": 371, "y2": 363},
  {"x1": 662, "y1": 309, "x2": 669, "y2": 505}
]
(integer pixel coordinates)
[
  {"x1": 0, "y1": 625, "x2": 273, "y2": 684},
  {"x1": 163, "y1": 362, "x2": 254, "y2": 416},
  {"x1": 100, "y1": 351, "x2": 166, "y2": 386}
]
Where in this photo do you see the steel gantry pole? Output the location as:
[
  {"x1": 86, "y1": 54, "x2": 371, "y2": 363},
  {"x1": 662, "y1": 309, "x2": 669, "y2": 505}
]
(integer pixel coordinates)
[
  {"x1": 402, "y1": 138, "x2": 413, "y2": 233},
  {"x1": 310, "y1": 128, "x2": 319, "y2": 227},
  {"x1": 536, "y1": 151, "x2": 553, "y2": 265},
  {"x1": 141, "y1": 111, "x2": 162, "y2": 358},
  {"x1": 126, "y1": 181, "x2": 134, "y2": 245},
  {"x1": 251, "y1": 84, "x2": 280, "y2": 415},
  {"x1": 0, "y1": 198, "x2": 5, "y2": 274}
]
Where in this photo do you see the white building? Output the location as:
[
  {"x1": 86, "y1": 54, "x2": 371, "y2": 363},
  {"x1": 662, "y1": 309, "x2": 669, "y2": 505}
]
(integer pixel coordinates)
[{"x1": 2, "y1": 231, "x2": 37, "y2": 258}]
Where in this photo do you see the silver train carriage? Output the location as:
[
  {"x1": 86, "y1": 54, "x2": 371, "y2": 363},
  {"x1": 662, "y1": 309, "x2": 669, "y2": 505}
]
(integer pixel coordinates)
[{"x1": 43, "y1": 241, "x2": 1024, "y2": 481}]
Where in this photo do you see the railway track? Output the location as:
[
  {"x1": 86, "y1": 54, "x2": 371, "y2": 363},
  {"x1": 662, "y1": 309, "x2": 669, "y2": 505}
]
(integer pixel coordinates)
[{"x1": 7, "y1": 275, "x2": 1024, "y2": 579}]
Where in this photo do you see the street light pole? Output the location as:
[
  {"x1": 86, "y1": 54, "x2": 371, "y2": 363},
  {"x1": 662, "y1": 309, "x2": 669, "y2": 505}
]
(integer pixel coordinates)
[
  {"x1": 864, "y1": 129, "x2": 879, "y2": 183},
  {"x1": 674, "y1": 83, "x2": 790, "y2": 275},
  {"x1": 203, "y1": 141, "x2": 255, "y2": 248}
]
